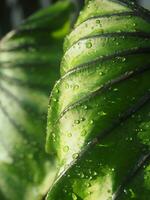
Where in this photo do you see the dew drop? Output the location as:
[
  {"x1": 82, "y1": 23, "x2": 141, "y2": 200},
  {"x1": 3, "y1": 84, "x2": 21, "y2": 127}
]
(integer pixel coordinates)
[
  {"x1": 81, "y1": 130, "x2": 87, "y2": 136},
  {"x1": 52, "y1": 132, "x2": 56, "y2": 139},
  {"x1": 67, "y1": 132, "x2": 72, "y2": 137},
  {"x1": 53, "y1": 98, "x2": 57, "y2": 102},
  {"x1": 80, "y1": 117, "x2": 85, "y2": 122},
  {"x1": 93, "y1": 171, "x2": 97, "y2": 176},
  {"x1": 63, "y1": 146, "x2": 69, "y2": 152},
  {"x1": 86, "y1": 182, "x2": 90, "y2": 187},
  {"x1": 64, "y1": 189, "x2": 67, "y2": 193},
  {"x1": 98, "y1": 111, "x2": 107, "y2": 116},
  {"x1": 96, "y1": 19, "x2": 100, "y2": 24},
  {"x1": 131, "y1": 1, "x2": 135, "y2": 5},
  {"x1": 99, "y1": 71, "x2": 104, "y2": 76},
  {"x1": 113, "y1": 88, "x2": 118, "y2": 92},
  {"x1": 81, "y1": 173, "x2": 85, "y2": 178},
  {"x1": 72, "y1": 153, "x2": 79, "y2": 159},
  {"x1": 86, "y1": 41, "x2": 92, "y2": 48},
  {"x1": 72, "y1": 193, "x2": 77, "y2": 200},
  {"x1": 74, "y1": 120, "x2": 80, "y2": 124},
  {"x1": 74, "y1": 85, "x2": 79, "y2": 90},
  {"x1": 52, "y1": 133, "x2": 56, "y2": 142},
  {"x1": 90, "y1": 120, "x2": 94, "y2": 124},
  {"x1": 129, "y1": 188, "x2": 136, "y2": 198},
  {"x1": 111, "y1": 168, "x2": 115, "y2": 172},
  {"x1": 55, "y1": 88, "x2": 59, "y2": 93},
  {"x1": 122, "y1": 57, "x2": 126, "y2": 62},
  {"x1": 123, "y1": 189, "x2": 127, "y2": 194},
  {"x1": 83, "y1": 105, "x2": 88, "y2": 110}
]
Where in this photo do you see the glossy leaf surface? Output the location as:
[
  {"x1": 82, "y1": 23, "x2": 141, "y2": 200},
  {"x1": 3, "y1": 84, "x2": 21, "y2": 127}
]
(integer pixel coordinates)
[
  {"x1": 46, "y1": 0, "x2": 150, "y2": 199},
  {"x1": 0, "y1": 1, "x2": 72, "y2": 200}
]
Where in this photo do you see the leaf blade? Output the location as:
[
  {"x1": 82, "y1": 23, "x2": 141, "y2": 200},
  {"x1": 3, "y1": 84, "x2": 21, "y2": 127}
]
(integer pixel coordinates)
[{"x1": 46, "y1": 0, "x2": 150, "y2": 199}]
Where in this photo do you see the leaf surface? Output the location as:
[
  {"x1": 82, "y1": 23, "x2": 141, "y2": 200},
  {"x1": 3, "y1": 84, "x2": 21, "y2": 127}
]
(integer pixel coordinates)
[
  {"x1": 46, "y1": 0, "x2": 150, "y2": 199},
  {"x1": 0, "y1": 1, "x2": 72, "y2": 200}
]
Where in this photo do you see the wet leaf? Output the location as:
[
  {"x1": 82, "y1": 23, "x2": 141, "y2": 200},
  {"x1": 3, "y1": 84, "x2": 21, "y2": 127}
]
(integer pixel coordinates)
[{"x1": 46, "y1": 0, "x2": 150, "y2": 199}]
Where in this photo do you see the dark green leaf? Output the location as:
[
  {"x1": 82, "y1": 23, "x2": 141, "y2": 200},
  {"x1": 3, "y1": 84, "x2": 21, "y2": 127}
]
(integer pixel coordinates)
[
  {"x1": 46, "y1": 0, "x2": 150, "y2": 199},
  {"x1": 0, "y1": 1, "x2": 73, "y2": 199}
]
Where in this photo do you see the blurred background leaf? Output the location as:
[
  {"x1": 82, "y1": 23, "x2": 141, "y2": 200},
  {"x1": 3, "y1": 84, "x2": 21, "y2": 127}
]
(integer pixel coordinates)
[
  {"x1": 0, "y1": 0, "x2": 84, "y2": 38},
  {"x1": 0, "y1": 1, "x2": 74, "y2": 199}
]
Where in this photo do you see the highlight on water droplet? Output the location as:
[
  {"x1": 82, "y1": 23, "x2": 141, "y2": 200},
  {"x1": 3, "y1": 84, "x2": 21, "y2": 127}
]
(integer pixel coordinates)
[
  {"x1": 83, "y1": 105, "x2": 88, "y2": 110},
  {"x1": 99, "y1": 71, "x2": 104, "y2": 76},
  {"x1": 80, "y1": 117, "x2": 85, "y2": 122},
  {"x1": 81, "y1": 130, "x2": 87, "y2": 136},
  {"x1": 129, "y1": 188, "x2": 136, "y2": 198},
  {"x1": 86, "y1": 41, "x2": 92, "y2": 48},
  {"x1": 93, "y1": 171, "x2": 97, "y2": 176},
  {"x1": 63, "y1": 145, "x2": 69, "y2": 152},
  {"x1": 122, "y1": 57, "x2": 126, "y2": 62},
  {"x1": 111, "y1": 168, "x2": 115, "y2": 172},
  {"x1": 113, "y1": 88, "x2": 118, "y2": 92},
  {"x1": 67, "y1": 132, "x2": 72, "y2": 137},
  {"x1": 74, "y1": 84, "x2": 79, "y2": 90},
  {"x1": 55, "y1": 88, "x2": 59, "y2": 93},
  {"x1": 74, "y1": 120, "x2": 80, "y2": 124},
  {"x1": 98, "y1": 111, "x2": 107, "y2": 116},
  {"x1": 72, "y1": 153, "x2": 79, "y2": 159},
  {"x1": 53, "y1": 98, "x2": 57, "y2": 102},
  {"x1": 72, "y1": 193, "x2": 77, "y2": 200},
  {"x1": 96, "y1": 19, "x2": 102, "y2": 27},
  {"x1": 90, "y1": 120, "x2": 94, "y2": 124}
]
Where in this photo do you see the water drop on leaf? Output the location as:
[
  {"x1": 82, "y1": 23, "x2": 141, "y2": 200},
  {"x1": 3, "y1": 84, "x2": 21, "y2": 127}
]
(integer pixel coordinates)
[
  {"x1": 67, "y1": 132, "x2": 72, "y2": 137},
  {"x1": 72, "y1": 153, "x2": 79, "y2": 159},
  {"x1": 90, "y1": 120, "x2": 94, "y2": 124},
  {"x1": 74, "y1": 120, "x2": 80, "y2": 124},
  {"x1": 83, "y1": 105, "x2": 88, "y2": 110},
  {"x1": 86, "y1": 41, "x2": 92, "y2": 48},
  {"x1": 63, "y1": 146, "x2": 69, "y2": 152}
]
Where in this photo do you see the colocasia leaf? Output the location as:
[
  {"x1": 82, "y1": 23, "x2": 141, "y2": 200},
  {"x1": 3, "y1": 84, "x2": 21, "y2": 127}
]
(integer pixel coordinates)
[
  {"x1": 0, "y1": 1, "x2": 73, "y2": 200},
  {"x1": 46, "y1": 0, "x2": 150, "y2": 199}
]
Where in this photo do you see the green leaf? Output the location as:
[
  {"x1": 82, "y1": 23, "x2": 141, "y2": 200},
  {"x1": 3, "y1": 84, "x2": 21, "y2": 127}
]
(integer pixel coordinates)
[
  {"x1": 46, "y1": 0, "x2": 150, "y2": 199},
  {"x1": 0, "y1": 1, "x2": 73, "y2": 199}
]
